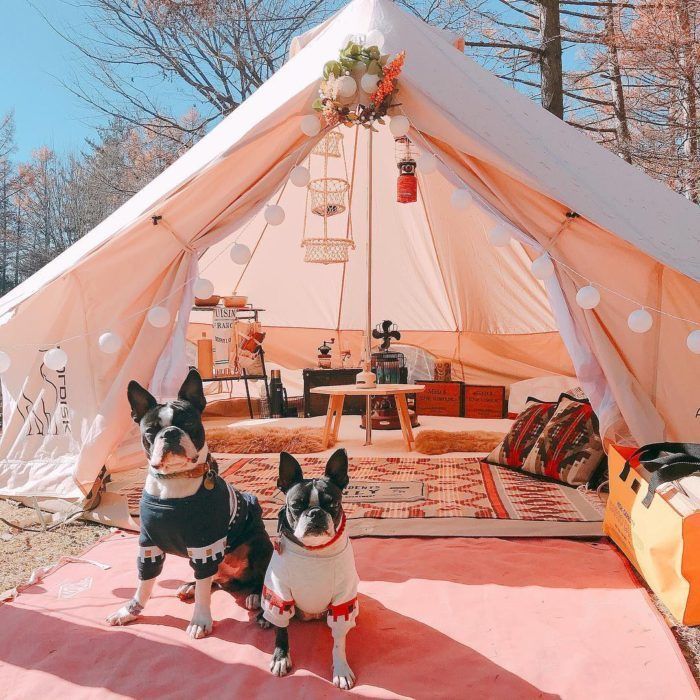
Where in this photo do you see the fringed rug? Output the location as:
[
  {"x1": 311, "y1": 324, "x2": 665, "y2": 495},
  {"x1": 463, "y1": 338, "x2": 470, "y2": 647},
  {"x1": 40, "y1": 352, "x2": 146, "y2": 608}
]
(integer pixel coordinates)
[{"x1": 110, "y1": 456, "x2": 605, "y2": 537}]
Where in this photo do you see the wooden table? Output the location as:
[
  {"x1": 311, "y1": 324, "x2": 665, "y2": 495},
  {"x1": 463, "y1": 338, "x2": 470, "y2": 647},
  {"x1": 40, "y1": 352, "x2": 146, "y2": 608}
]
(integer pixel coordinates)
[{"x1": 311, "y1": 384, "x2": 425, "y2": 450}]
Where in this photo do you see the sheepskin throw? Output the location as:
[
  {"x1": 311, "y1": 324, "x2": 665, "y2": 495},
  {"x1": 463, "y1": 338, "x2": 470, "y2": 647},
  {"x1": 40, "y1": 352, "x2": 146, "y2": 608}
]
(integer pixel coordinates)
[
  {"x1": 414, "y1": 429, "x2": 505, "y2": 455},
  {"x1": 207, "y1": 426, "x2": 336, "y2": 454}
]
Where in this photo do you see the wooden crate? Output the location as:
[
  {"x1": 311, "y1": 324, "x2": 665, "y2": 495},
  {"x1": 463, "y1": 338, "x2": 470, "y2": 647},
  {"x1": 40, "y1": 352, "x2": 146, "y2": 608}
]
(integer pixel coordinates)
[
  {"x1": 415, "y1": 381, "x2": 463, "y2": 416},
  {"x1": 463, "y1": 385, "x2": 506, "y2": 418}
]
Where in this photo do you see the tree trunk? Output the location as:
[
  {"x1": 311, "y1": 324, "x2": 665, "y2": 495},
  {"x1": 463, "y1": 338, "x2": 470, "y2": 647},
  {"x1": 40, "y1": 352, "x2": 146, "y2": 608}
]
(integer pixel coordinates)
[
  {"x1": 538, "y1": 0, "x2": 564, "y2": 119},
  {"x1": 676, "y1": 1, "x2": 699, "y2": 202},
  {"x1": 603, "y1": 1, "x2": 632, "y2": 163}
]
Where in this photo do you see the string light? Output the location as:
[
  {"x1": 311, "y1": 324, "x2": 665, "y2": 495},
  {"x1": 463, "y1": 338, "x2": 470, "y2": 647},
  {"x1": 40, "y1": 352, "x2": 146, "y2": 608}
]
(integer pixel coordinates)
[
  {"x1": 531, "y1": 254, "x2": 555, "y2": 280},
  {"x1": 230, "y1": 243, "x2": 252, "y2": 265},
  {"x1": 98, "y1": 332, "x2": 123, "y2": 354},
  {"x1": 193, "y1": 277, "x2": 214, "y2": 299},
  {"x1": 0, "y1": 351, "x2": 10, "y2": 373},
  {"x1": 450, "y1": 188, "x2": 473, "y2": 210},
  {"x1": 264, "y1": 204, "x2": 286, "y2": 226},
  {"x1": 147, "y1": 306, "x2": 171, "y2": 328},
  {"x1": 389, "y1": 115, "x2": 410, "y2": 138},
  {"x1": 416, "y1": 152, "x2": 437, "y2": 173},
  {"x1": 688, "y1": 330, "x2": 700, "y2": 354},
  {"x1": 360, "y1": 73, "x2": 380, "y2": 93},
  {"x1": 44, "y1": 348, "x2": 67, "y2": 371},
  {"x1": 628, "y1": 308, "x2": 653, "y2": 334},
  {"x1": 300, "y1": 115, "x2": 321, "y2": 136},
  {"x1": 575, "y1": 285, "x2": 601, "y2": 310},
  {"x1": 488, "y1": 224, "x2": 511, "y2": 247},
  {"x1": 337, "y1": 75, "x2": 357, "y2": 98},
  {"x1": 290, "y1": 165, "x2": 310, "y2": 187}
]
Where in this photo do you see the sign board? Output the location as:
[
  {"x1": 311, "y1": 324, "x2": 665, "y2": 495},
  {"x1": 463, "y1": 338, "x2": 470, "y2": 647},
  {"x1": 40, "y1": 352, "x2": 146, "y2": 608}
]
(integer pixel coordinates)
[
  {"x1": 416, "y1": 381, "x2": 463, "y2": 416},
  {"x1": 463, "y1": 385, "x2": 506, "y2": 418},
  {"x1": 212, "y1": 307, "x2": 236, "y2": 367}
]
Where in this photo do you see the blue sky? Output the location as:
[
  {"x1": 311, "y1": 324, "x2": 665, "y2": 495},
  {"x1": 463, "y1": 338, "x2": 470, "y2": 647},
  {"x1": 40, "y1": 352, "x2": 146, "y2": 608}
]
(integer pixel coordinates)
[{"x1": 0, "y1": 1, "x2": 100, "y2": 161}]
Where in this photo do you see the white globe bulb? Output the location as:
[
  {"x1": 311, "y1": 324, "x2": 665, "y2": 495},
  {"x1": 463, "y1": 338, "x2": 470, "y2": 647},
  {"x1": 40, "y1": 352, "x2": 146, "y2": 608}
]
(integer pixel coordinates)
[
  {"x1": 337, "y1": 75, "x2": 357, "y2": 98},
  {"x1": 450, "y1": 188, "x2": 473, "y2": 210},
  {"x1": 193, "y1": 277, "x2": 214, "y2": 299},
  {"x1": 687, "y1": 329, "x2": 700, "y2": 354},
  {"x1": 147, "y1": 306, "x2": 171, "y2": 328},
  {"x1": 365, "y1": 29, "x2": 385, "y2": 49},
  {"x1": 416, "y1": 152, "x2": 437, "y2": 173},
  {"x1": 44, "y1": 347, "x2": 68, "y2": 371},
  {"x1": 576, "y1": 285, "x2": 601, "y2": 310},
  {"x1": 628, "y1": 308, "x2": 653, "y2": 334},
  {"x1": 0, "y1": 350, "x2": 10, "y2": 373},
  {"x1": 98, "y1": 332, "x2": 122, "y2": 354},
  {"x1": 290, "y1": 165, "x2": 310, "y2": 188},
  {"x1": 230, "y1": 243, "x2": 252, "y2": 265},
  {"x1": 488, "y1": 225, "x2": 511, "y2": 247},
  {"x1": 300, "y1": 115, "x2": 321, "y2": 137},
  {"x1": 531, "y1": 254, "x2": 555, "y2": 280},
  {"x1": 360, "y1": 73, "x2": 380, "y2": 93},
  {"x1": 264, "y1": 204, "x2": 285, "y2": 227},
  {"x1": 389, "y1": 115, "x2": 410, "y2": 138}
]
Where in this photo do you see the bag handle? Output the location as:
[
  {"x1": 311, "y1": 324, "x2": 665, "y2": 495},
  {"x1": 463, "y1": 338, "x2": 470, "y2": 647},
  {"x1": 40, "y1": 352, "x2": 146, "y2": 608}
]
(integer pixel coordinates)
[{"x1": 619, "y1": 442, "x2": 700, "y2": 508}]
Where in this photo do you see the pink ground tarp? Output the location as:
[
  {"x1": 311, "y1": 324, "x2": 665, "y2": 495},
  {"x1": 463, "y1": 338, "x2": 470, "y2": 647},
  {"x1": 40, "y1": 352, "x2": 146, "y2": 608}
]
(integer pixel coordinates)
[{"x1": 0, "y1": 533, "x2": 697, "y2": 699}]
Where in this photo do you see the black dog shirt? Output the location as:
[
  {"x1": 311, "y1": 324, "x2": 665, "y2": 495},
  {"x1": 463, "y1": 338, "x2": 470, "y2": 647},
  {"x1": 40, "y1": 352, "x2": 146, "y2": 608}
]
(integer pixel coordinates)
[{"x1": 138, "y1": 474, "x2": 261, "y2": 580}]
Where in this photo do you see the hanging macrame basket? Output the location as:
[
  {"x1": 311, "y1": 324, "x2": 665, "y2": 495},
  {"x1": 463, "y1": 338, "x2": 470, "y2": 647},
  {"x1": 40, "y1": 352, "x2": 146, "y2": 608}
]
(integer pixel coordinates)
[
  {"x1": 309, "y1": 178, "x2": 349, "y2": 217},
  {"x1": 311, "y1": 131, "x2": 344, "y2": 158},
  {"x1": 302, "y1": 237, "x2": 356, "y2": 264}
]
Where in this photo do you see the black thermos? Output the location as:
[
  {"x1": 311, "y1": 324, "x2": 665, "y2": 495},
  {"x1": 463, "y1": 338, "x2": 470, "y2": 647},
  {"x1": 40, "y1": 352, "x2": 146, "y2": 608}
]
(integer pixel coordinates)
[{"x1": 269, "y1": 369, "x2": 288, "y2": 418}]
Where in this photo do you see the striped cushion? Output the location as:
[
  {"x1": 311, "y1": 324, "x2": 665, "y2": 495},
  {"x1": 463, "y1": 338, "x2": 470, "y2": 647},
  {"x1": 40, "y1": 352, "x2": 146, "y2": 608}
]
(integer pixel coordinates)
[{"x1": 484, "y1": 398, "x2": 557, "y2": 469}]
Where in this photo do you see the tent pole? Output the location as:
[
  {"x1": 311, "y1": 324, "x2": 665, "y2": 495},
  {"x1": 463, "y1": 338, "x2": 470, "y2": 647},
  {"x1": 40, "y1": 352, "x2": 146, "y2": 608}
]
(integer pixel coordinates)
[{"x1": 364, "y1": 127, "x2": 374, "y2": 446}]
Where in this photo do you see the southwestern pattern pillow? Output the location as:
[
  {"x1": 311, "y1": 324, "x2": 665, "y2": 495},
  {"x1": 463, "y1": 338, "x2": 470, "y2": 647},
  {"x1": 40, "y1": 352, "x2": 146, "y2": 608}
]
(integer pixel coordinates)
[
  {"x1": 522, "y1": 394, "x2": 604, "y2": 486},
  {"x1": 484, "y1": 398, "x2": 558, "y2": 469}
]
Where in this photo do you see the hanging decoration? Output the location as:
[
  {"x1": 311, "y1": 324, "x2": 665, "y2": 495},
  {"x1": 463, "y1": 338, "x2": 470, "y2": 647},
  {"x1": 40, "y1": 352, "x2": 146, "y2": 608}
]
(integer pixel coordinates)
[
  {"x1": 147, "y1": 306, "x2": 171, "y2": 328},
  {"x1": 311, "y1": 38, "x2": 405, "y2": 129},
  {"x1": 628, "y1": 308, "x2": 653, "y2": 334},
  {"x1": 394, "y1": 136, "x2": 418, "y2": 204},
  {"x1": 450, "y1": 187, "x2": 473, "y2": 210},
  {"x1": 416, "y1": 151, "x2": 437, "y2": 173},
  {"x1": 0, "y1": 350, "x2": 10, "y2": 373},
  {"x1": 193, "y1": 277, "x2": 215, "y2": 299},
  {"x1": 290, "y1": 165, "x2": 310, "y2": 188},
  {"x1": 531, "y1": 254, "x2": 555, "y2": 280},
  {"x1": 264, "y1": 204, "x2": 286, "y2": 226},
  {"x1": 300, "y1": 114, "x2": 321, "y2": 136},
  {"x1": 488, "y1": 224, "x2": 511, "y2": 247},
  {"x1": 98, "y1": 332, "x2": 122, "y2": 354},
  {"x1": 576, "y1": 285, "x2": 601, "y2": 310},
  {"x1": 301, "y1": 130, "x2": 356, "y2": 264},
  {"x1": 688, "y1": 330, "x2": 700, "y2": 354},
  {"x1": 230, "y1": 243, "x2": 252, "y2": 265},
  {"x1": 44, "y1": 347, "x2": 67, "y2": 371}
]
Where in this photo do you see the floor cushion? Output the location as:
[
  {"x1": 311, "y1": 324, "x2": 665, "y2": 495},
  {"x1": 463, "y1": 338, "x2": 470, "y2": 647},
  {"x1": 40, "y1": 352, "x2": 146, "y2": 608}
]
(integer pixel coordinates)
[
  {"x1": 522, "y1": 394, "x2": 604, "y2": 486},
  {"x1": 484, "y1": 398, "x2": 557, "y2": 469}
]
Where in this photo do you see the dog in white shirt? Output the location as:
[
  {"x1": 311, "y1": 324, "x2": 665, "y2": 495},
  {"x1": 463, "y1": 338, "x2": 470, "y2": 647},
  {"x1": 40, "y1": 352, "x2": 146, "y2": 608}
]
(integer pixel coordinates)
[{"x1": 262, "y1": 449, "x2": 359, "y2": 690}]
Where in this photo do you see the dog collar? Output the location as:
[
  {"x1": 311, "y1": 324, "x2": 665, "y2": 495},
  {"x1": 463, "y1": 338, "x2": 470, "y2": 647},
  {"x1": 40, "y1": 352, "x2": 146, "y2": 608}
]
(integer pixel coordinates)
[{"x1": 297, "y1": 514, "x2": 347, "y2": 551}]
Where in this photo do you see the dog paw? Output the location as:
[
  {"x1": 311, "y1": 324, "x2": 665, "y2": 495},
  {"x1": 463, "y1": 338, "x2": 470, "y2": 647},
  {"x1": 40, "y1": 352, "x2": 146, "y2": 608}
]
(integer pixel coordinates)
[
  {"x1": 332, "y1": 661, "x2": 356, "y2": 690},
  {"x1": 106, "y1": 606, "x2": 139, "y2": 626},
  {"x1": 245, "y1": 593, "x2": 261, "y2": 610},
  {"x1": 187, "y1": 611, "x2": 213, "y2": 639},
  {"x1": 176, "y1": 582, "x2": 196, "y2": 601},
  {"x1": 256, "y1": 611, "x2": 271, "y2": 629},
  {"x1": 270, "y1": 649, "x2": 292, "y2": 676}
]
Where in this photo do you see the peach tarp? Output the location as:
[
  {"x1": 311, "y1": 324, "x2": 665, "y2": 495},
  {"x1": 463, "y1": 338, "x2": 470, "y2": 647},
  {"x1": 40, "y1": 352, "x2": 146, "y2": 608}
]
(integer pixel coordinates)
[
  {"x1": 0, "y1": 0, "x2": 698, "y2": 498},
  {"x1": 0, "y1": 532, "x2": 697, "y2": 699}
]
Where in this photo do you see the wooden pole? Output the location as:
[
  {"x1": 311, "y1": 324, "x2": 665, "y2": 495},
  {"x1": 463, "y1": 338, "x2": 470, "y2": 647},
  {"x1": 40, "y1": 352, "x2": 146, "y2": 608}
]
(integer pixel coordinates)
[{"x1": 364, "y1": 127, "x2": 374, "y2": 446}]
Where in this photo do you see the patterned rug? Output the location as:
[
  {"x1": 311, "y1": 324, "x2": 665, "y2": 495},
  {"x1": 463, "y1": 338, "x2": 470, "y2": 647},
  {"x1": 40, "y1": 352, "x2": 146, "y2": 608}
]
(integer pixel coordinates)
[{"x1": 110, "y1": 456, "x2": 605, "y2": 537}]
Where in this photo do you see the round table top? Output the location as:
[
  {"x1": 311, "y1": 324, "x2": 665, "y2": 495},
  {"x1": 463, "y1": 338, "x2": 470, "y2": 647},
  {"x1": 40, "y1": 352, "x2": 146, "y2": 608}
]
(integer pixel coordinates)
[{"x1": 310, "y1": 383, "x2": 425, "y2": 396}]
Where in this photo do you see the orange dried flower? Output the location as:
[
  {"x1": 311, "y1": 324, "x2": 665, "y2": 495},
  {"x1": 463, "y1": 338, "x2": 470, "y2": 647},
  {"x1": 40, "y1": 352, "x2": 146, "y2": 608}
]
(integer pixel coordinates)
[{"x1": 370, "y1": 51, "x2": 405, "y2": 106}]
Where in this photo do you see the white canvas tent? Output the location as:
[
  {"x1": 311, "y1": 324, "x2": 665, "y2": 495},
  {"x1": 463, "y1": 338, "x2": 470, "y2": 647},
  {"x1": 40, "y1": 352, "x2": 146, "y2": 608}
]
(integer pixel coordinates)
[{"x1": 0, "y1": 0, "x2": 698, "y2": 500}]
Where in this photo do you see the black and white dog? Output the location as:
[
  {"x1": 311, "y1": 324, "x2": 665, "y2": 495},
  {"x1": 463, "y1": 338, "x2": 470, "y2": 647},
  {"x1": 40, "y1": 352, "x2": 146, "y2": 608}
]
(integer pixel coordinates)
[
  {"x1": 262, "y1": 449, "x2": 359, "y2": 690},
  {"x1": 106, "y1": 369, "x2": 273, "y2": 638}
]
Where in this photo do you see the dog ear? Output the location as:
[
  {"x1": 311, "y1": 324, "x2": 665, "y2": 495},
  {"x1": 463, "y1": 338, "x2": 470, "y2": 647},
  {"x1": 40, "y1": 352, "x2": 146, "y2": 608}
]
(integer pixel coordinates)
[
  {"x1": 127, "y1": 381, "x2": 157, "y2": 423},
  {"x1": 178, "y1": 369, "x2": 206, "y2": 413},
  {"x1": 278, "y1": 452, "x2": 303, "y2": 493},
  {"x1": 324, "y1": 448, "x2": 349, "y2": 490}
]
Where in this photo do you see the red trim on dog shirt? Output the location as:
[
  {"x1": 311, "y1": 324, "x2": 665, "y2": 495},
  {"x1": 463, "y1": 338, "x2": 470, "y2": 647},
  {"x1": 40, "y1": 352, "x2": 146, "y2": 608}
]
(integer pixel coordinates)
[
  {"x1": 328, "y1": 596, "x2": 357, "y2": 622},
  {"x1": 301, "y1": 514, "x2": 347, "y2": 551},
  {"x1": 262, "y1": 585, "x2": 294, "y2": 614}
]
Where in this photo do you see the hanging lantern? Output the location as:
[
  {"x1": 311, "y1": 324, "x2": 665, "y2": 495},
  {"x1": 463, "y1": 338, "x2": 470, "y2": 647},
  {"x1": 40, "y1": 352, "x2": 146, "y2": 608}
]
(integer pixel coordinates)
[{"x1": 394, "y1": 136, "x2": 418, "y2": 204}]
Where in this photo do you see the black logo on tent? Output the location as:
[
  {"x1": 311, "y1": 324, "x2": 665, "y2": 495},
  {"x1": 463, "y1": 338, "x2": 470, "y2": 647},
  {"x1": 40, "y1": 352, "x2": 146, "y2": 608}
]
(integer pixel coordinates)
[{"x1": 16, "y1": 357, "x2": 71, "y2": 436}]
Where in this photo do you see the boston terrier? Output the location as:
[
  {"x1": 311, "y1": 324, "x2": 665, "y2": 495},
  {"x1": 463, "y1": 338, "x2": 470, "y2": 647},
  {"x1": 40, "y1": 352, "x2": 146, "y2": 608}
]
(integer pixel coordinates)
[
  {"x1": 106, "y1": 369, "x2": 273, "y2": 639},
  {"x1": 262, "y1": 449, "x2": 359, "y2": 690}
]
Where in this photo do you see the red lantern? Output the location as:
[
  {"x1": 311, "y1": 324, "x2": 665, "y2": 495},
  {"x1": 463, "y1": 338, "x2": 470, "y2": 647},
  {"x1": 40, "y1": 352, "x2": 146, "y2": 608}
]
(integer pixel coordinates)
[{"x1": 395, "y1": 136, "x2": 418, "y2": 204}]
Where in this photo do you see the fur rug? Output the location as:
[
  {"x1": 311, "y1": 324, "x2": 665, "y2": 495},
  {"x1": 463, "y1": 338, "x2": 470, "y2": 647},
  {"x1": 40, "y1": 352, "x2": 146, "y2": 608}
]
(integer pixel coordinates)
[
  {"x1": 414, "y1": 429, "x2": 505, "y2": 455},
  {"x1": 207, "y1": 426, "x2": 336, "y2": 454}
]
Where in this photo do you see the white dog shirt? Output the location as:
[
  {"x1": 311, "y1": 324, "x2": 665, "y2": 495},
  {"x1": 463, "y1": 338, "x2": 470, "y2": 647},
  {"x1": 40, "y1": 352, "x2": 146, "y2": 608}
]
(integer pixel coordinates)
[{"x1": 262, "y1": 516, "x2": 359, "y2": 633}]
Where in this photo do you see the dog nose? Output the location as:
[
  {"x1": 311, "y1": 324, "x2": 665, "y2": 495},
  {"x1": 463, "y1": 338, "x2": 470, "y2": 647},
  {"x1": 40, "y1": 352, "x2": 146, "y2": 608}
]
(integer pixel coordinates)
[
  {"x1": 307, "y1": 507, "x2": 324, "y2": 519},
  {"x1": 161, "y1": 427, "x2": 180, "y2": 443}
]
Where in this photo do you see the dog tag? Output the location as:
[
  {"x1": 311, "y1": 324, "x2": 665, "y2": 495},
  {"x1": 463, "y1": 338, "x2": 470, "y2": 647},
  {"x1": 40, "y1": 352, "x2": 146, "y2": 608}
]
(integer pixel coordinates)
[{"x1": 204, "y1": 470, "x2": 216, "y2": 490}]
